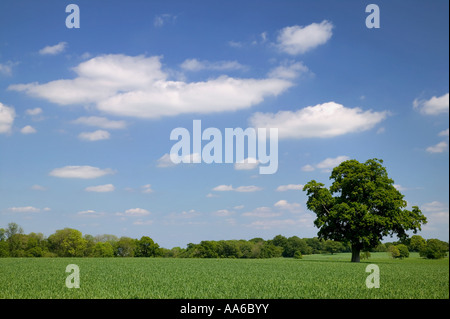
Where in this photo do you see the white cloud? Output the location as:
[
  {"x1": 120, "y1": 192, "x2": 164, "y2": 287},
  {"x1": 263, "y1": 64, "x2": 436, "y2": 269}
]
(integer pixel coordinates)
[
  {"x1": 25, "y1": 108, "x2": 43, "y2": 116},
  {"x1": 316, "y1": 156, "x2": 350, "y2": 171},
  {"x1": 301, "y1": 164, "x2": 315, "y2": 172},
  {"x1": 77, "y1": 209, "x2": 105, "y2": 217},
  {"x1": 0, "y1": 102, "x2": 15, "y2": 134},
  {"x1": 277, "y1": 21, "x2": 333, "y2": 55},
  {"x1": 72, "y1": 116, "x2": 127, "y2": 129},
  {"x1": 212, "y1": 184, "x2": 234, "y2": 192},
  {"x1": 49, "y1": 165, "x2": 115, "y2": 179},
  {"x1": 234, "y1": 157, "x2": 259, "y2": 170},
  {"x1": 122, "y1": 208, "x2": 151, "y2": 216},
  {"x1": 394, "y1": 184, "x2": 407, "y2": 192},
  {"x1": 267, "y1": 61, "x2": 309, "y2": 80},
  {"x1": 422, "y1": 201, "x2": 449, "y2": 225},
  {"x1": 31, "y1": 184, "x2": 47, "y2": 191},
  {"x1": 242, "y1": 207, "x2": 281, "y2": 218},
  {"x1": 85, "y1": 184, "x2": 115, "y2": 192},
  {"x1": 235, "y1": 185, "x2": 262, "y2": 192},
  {"x1": 249, "y1": 102, "x2": 387, "y2": 139},
  {"x1": 228, "y1": 41, "x2": 243, "y2": 48},
  {"x1": 247, "y1": 218, "x2": 303, "y2": 230},
  {"x1": 154, "y1": 14, "x2": 176, "y2": 27},
  {"x1": 78, "y1": 130, "x2": 110, "y2": 141},
  {"x1": 20, "y1": 125, "x2": 37, "y2": 134},
  {"x1": 438, "y1": 128, "x2": 449, "y2": 137},
  {"x1": 39, "y1": 42, "x2": 67, "y2": 55},
  {"x1": 276, "y1": 184, "x2": 304, "y2": 191},
  {"x1": 413, "y1": 93, "x2": 449, "y2": 115},
  {"x1": 156, "y1": 153, "x2": 177, "y2": 168},
  {"x1": 180, "y1": 59, "x2": 246, "y2": 72},
  {"x1": 0, "y1": 61, "x2": 18, "y2": 76},
  {"x1": 9, "y1": 54, "x2": 293, "y2": 119},
  {"x1": 8, "y1": 206, "x2": 42, "y2": 213},
  {"x1": 301, "y1": 155, "x2": 350, "y2": 172},
  {"x1": 157, "y1": 152, "x2": 201, "y2": 167},
  {"x1": 141, "y1": 184, "x2": 153, "y2": 193},
  {"x1": 133, "y1": 220, "x2": 154, "y2": 225},
  {"x1": 214, "y1": 209, "x2": 235, "y2": 217},
  {"x1": 212, "y1": 184, "x2": 262, "y2": 192},
  {"x1": 274, "y1": 200, "x2": 302, "y2": 213},
  {"x1": 426, "y1": 141, "x2": 448, "y2": 153}
]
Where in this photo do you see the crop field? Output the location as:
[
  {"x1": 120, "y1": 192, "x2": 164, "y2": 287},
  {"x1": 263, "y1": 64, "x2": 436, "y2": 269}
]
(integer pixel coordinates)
[{"x1": 0, "y1": 253, "x2": 448, "y2": 299}]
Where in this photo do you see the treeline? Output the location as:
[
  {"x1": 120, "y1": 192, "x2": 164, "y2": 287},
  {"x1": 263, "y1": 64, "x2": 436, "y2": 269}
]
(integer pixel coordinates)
[{"x1": 1, "y1": 223, "x2": 448, "y2": 259}]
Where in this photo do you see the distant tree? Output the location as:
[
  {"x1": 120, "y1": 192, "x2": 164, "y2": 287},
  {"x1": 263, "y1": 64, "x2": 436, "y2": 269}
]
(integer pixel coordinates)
[
  {"x1": 293, "y1": 251, "x2": 303, "y2": 259},
  {"x1": 115, "y1": 236, "x2": 137, "y2": 257},
  {"x1": 409, "y1": 235, "x2": 426, "y2": 252},
  {"x1": 324, "y1": 240, "x2": 344, "y2": 255},
  {"x1": 303, "y1": 158, "x2": 427, "y2": 262},
  {"x1": 47, "y1": 228, "x2": 87, "y2": 257},
  {"x1": 396, "y1": 244, "x2": 409, "y2": 258},
  {"x1": 135, "y1": 236, "x2": 160, "y2": 257},
  {"x1": 419, "y1": 239, "x2": 448, "y2": 259},
  {"x1": 388, "y1": 245, "x2": 400, "y2": 258},
  {"x1": 93, "y1": 242, "x2": 114, "y2": 257},
  {"x1": 260, "y1": 242, "x2": 283, "y2": 258},
  {"x1": 5, "y1": 222, "x2": 23, "y2": 239},
  {"x1": 284, "y1": 236, "x2": 310, "y2": 257},
  {"x1": 0, "y1": 228, "x2": 5, "y2": 241}
]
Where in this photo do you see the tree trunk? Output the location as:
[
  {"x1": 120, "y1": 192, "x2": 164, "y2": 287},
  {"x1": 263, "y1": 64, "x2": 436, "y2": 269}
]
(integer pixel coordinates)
[{"x1": 351, "y1": 245, "x2": 361, "y2": 262}]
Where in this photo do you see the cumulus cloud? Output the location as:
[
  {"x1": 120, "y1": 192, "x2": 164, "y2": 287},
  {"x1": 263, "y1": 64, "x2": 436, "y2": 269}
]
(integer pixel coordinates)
[
  {"x1": 9, "y1": 54, "x2": 293, "y2": 119},
  {"x1": 234, "y1": 157, "x2": 260, "y2": 171},
  {"x1": 78, "y1": 130, "x2": 110, "y2": 141},
  {"x1": 31, "y1": 184, "x2": 47, "y2": 191},
  {"x1": 156, "y1": 152, "x2": 201, "y2": 167},
  {"x1": 77, "y1": 210, "x2": 105, "y2": 217},
  {"x1": 426, "y1": 141, "x2": 448, "y2": 153},
  {"x1": 141, "y1": 184, "x2": 153, "y2": 193},
  {"x1": 180, "y1": 59, "x2": 246, "y2": 72},
  {"x1": 85, "y1": 184, "x2": 115, "y2": 192},
  {"x1": 274, "y1": 200, "x2": 302, "y2": 213},
  {"x1": 25, "y1": 108, "x2": 43, "y2": 116},
  {"x1": 49, "y1": 165, "x2": 115, "y2": 179},
  {"x1": 267, "y1": 61, "x2": 309, "y2": 80},
  {"x1": 8, "y1": 206, "x2": 44, "y2": 213},
  {"x1": 118, "y1": 208, "x2": 151, "y2": 217},
  {"x1": 212, "y1": 184, "x2": 262, "y2": 192},
  {"x1": 413, "y1": 93, "x2": 449, "y2": 115},
  {"x1": 277, "y1": 21, "x2": 333, "y2": 55},
  {"x1": 20, "y1": 125, "x2": 37, "y2": 134},
  {"x1": 72, "y1": 116, "x2": 127, "y2": 129},
  {"x1": 0, "y1": 102, "x2": 15, "y2": 134},
  {"x1": 154, "y1": 14, "x2": 176, "y2": 27},
  {"x1": 39, "y1": 42, "x2": 67, "y2": 55},
  {"x1": 276, "y1": 184, "x2": 304, "y2": 191},
  {"x1": 302, "y1": 155, "x2": 350, "y2": 172},
  {"x1": 249, "y1": 102, "x2": 387, "y2": 139}
]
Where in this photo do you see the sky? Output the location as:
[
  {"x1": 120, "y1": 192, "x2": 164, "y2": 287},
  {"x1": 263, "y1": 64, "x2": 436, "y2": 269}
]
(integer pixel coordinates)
[{"x1": 0, "y1": 0, "x2": 448, "y2": 248}]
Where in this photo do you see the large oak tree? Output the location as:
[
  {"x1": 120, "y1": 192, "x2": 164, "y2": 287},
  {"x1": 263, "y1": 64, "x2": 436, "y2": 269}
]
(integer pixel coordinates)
[{"x1": 303, "y1": 158, "x2": 427, "y2": 262}]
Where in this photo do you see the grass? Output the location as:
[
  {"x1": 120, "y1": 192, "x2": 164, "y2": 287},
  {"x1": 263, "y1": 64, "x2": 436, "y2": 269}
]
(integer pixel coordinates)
[{"x1": 0, "y1": 253, "x2": 448, "y2": 299}]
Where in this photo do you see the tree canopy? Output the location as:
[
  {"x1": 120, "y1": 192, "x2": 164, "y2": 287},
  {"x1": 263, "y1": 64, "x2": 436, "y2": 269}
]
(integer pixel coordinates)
[{"x1": 303, "y1": 158, "x2": 428, "y2": 262}]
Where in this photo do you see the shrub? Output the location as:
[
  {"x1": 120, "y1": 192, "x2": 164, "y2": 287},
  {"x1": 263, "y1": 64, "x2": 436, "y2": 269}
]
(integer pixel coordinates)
[
  {"x1": 420, "y1": 239, "x2": 448, "y2": 259},
  {"x1": 396, "y1": 244, "x2": 409, "y2": 258},
  {"x1": 388, "y1": 245, "x2": 400, "y2": 258},
  {"x1": 293, "y1": 251, "x2": 302, "y2": 259}
]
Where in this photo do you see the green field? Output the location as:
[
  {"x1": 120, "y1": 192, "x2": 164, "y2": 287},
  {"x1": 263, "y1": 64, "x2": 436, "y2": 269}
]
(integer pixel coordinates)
[{"x1": 0, "y1": 253, "x2": 448, "y2": 299}]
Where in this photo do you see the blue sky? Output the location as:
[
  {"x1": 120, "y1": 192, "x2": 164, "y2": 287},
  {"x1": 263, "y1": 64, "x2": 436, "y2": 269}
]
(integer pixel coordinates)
[{"x1": 0, "y1": 0, "x2": 448, "y2": 248}]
